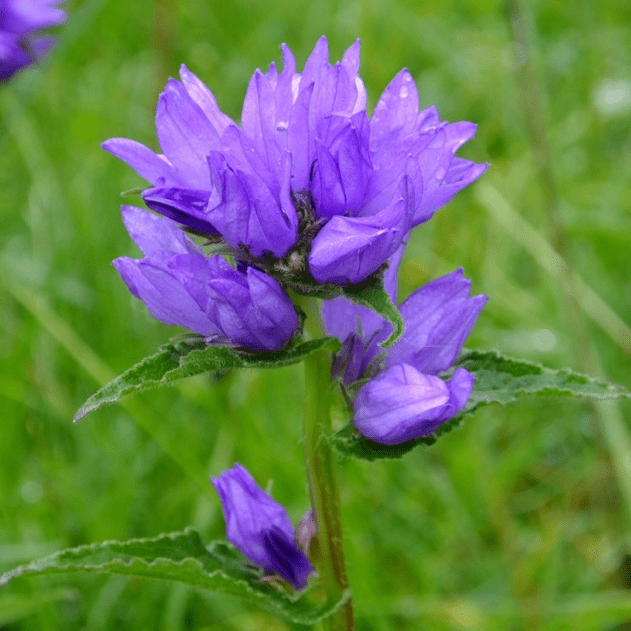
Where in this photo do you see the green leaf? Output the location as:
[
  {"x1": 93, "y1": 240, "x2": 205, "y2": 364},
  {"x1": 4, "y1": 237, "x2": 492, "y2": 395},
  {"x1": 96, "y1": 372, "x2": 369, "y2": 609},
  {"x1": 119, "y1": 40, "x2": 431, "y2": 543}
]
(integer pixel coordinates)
[
  {"x1": 0, "y1": 530, "x2": 349, "y2": 626},
  {"x1": 343, "y1": 274, "x2": 404, "y2": 348},
  {"x1": 75, "y1": 336, "x2": 339, "y2": 422},
  {"x1": 332, "y1": 349, "x2": 631, "y2": 461}
]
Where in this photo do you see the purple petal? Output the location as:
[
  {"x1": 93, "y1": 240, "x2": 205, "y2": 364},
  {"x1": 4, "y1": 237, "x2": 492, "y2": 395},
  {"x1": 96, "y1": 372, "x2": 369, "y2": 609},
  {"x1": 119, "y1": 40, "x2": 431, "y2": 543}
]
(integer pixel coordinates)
[
  {"x1": 206, "y1": 154, "x2": 296, "y2": 258},
  {"x1": 211, "y1": 463, "x2": 313, "y2": 589},
  {"x1": 156, "y1": 79, "x2": 221, "y2": 187},
  {"x1": 411, "y1": 123, "x2": 488, "y2": 225},
  {"x1": 120, "y1": 205, "x2": 202, "y2": 257},
  {"x1": 414, "y1": 160, "x2": 488, "y2": 224},
  {"x1": 241, "y1": 69, "x2": 279, "y2": 171},
  {"x1": 196, "y1": 258, "x2": 298, "y2": 351},
  {"x1": 102, "y1": 138, "x2": 185, "y2": 187},
  {"x1": 286, "y1": 82, "x2": 314, "y2": 190},
  {"x1": 0, "y1": 0, "x2": 66, "y2": 81},
  {"x1": 212, "y1": 464, "x2": 295, "y2": 568},
  {"x1": 416, "y1": 105, "x2": 441, "y2": 132},
  {"x1": 388, "y1": 269, "x2": 488, "y2": 374},
  {"x1": 353, "y1": 364, "x2": 475, "y2": 445},
  {"x1": 309, "y1": 178, "x2": 412, "y2": 285},
  {"x1": 263, "y1": 527, "x2": 313, "y2": 589},
  {"x1": 2, "y1": 1, "x2": 66, "y2": 32},
  {"x1": 142, "y1": 186, "x2": 218, "y2": 234},
  {"x1": 112, "y1": 256, "x2": 216, "y2": 336},
  {"x1": 179, "y1": 65, "x2": 233, "y2": 135},
  {"x1": 370, "y1": 69, "x2": 420, "y2": 154},
  {"x1": 243, "y1": 267, "x2": 299, "y2": 350},
  {"x1": 311, "y1": 139, "x2": 346, "y2": 218},
  {"x1": 299, "y1": 35, "x2": 330, "y2": 94}
]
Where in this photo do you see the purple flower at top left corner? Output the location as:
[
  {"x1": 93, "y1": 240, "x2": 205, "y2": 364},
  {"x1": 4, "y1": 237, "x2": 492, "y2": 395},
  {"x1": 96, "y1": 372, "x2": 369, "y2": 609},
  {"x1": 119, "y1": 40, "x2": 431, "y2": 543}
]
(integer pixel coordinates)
[
  {"x1": 0, "y1": 0, "x2": 66, "y2": 82},
  {"x1": 212, "y1": 463, "x2": 313, "y2": 590},
  {"x1": 113, "y1": 205, "x2": 299, "y2": 351}
]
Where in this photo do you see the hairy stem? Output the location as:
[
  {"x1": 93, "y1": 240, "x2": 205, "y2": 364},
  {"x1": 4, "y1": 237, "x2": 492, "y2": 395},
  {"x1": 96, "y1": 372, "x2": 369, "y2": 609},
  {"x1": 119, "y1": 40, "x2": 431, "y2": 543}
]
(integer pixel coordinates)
[{"x1": 301, "y1": 296, "x2": 354, "y2": 631}]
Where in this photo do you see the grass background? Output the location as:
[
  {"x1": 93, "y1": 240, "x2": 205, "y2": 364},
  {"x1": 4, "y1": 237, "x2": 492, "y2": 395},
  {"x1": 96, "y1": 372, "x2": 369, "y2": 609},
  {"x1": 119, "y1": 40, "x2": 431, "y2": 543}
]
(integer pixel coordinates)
[{"x1": 1, "y1": 0, "x2": 630, "y2": 628}]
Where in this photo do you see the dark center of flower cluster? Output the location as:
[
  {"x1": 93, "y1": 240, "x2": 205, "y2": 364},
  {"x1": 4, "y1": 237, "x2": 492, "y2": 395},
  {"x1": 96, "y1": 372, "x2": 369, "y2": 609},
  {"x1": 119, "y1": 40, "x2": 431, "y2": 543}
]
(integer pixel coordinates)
[{"x1": 201, "y1": 186, "x2": 339, "y2": 298}]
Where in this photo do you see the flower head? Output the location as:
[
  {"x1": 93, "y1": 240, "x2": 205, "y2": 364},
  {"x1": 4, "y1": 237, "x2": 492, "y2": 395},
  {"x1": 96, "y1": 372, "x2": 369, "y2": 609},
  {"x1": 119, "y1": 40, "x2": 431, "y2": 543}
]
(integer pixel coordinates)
[
  {"x1": 211, "y1": 463, "x2": 313, "y2": 589},
  {"x1": 104, "y1": 37, "x2": 486, "y2": 291},
  {"x1": 114, "y1": 206, "x2": 299, "y2": 351},
  {"x1": 325, "y1": 262, "x2": 487, "y2": 445},
  {"x1": 0, "y1": 0, "x2": 66, "y2": 82}
]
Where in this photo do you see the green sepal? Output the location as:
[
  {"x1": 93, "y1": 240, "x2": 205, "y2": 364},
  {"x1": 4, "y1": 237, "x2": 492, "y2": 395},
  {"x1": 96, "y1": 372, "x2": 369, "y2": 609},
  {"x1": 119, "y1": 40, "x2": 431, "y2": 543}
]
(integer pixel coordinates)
[
  {"x1": 332, "y1": 350, "x2": 631, "y2": 461},
  {"x1": 0, "y1": 530, "x2": 349, "y2": 625},
  {"x1": 75, "y1": 336, "x2": 340, "y2": 422}
]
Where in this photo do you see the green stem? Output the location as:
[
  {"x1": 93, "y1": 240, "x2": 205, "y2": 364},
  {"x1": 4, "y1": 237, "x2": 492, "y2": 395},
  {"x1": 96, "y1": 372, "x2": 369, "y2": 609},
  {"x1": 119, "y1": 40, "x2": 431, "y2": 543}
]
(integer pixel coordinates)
[{"x1": 300, "y1": 297, "x2": 354, "y2": 631}]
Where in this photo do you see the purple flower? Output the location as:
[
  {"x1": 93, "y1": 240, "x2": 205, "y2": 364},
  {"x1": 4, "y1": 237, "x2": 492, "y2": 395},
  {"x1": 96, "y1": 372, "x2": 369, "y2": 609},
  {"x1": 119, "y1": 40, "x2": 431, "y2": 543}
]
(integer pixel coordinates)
[
  {"x1": 113, "y1": 205, "x2": 299, "y2": 351},
  {"x1": 104, "y1": 37, "x2": 486, "y2": 289},
  {"x1": 211, "y1": 463, "x2": 313, "y2": 590},
  {"x1": 0, "y1": 0, "x2": 66, "y2": 82},
  {"x1": 324, "y1": 263, "x2": 487, "y2": 445}
]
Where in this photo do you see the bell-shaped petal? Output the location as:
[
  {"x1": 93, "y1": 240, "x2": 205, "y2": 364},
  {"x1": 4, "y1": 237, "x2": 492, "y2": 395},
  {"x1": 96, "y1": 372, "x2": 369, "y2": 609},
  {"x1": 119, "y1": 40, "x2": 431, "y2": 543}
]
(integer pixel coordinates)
[
  {"x1": 211, "y1": 464, "x2": 313, "y2": 589},
  {"x1": 142, "y1": 187, "x2": 218, "y2": 234},
  {"x1": 115, "y1": 253, "x2": 298, "y2": 350},
  {"x1": 156, "y1": 78, "x2": 223, "y2": 188},
  {"x1": 179, "y1": 64, "x2": 233, "y2": 137},
  {"x1": 119, "y1": 205, "x2": 202, "y2": 258},
  {"x1": 113, "y1": 254, "x2": 218, "y2": 337},
  {"x1": 205, "y1": 153, "x2": 297, "y2": 258},
  {"x1": 311, "y1": 114, "x2": 372, "y2": 219},
  {"x1": 353, "y1": 364, "x2": 475, "y2": 445},
  {"x1": 101, "y1": 138, "x2": 186, "y2": 188},
  {"x1": 370, "y1": 69, "x2": 420, "y2": 155},
  {"x1": 114, "y1": 208, "x2": 298, "y2": 350},
  {"x1": 410, "y1": 123, "x2": 488, "y2": 224},
  {"x1": 309, "y1": 178, "x2": 411, "y2": 285},
  {"x1": 201, "y1": 257, "x2": 300, "y2": 351},
  {"x1": 387, "y1": 269, "x2": 488, "y2": 374}
]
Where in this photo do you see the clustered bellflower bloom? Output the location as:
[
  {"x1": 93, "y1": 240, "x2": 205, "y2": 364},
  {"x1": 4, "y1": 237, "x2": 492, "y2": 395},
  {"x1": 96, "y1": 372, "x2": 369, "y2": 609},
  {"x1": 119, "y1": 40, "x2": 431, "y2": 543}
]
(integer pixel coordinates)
[
  {"x1": 114, "y1": 206, "x2": 299, "y2": 351},
  {"x1": 0, "y1": 0, "x2": 66, "y2": 82},
  {"x1": 211, "y1": 463, "x2": 313, "y2": 589},
  {"x1": 103, "y1": 37, "x2": 489, "y2": 591},
  {"x1": 104, "y1": 36, "x2": 487, "y2": 311},
  {"x1": 106, "y1": 36, "x2": 487, "y2": 436},
  {"x1": 324, "y1": 255, "x2": 487, "y2": 445}
]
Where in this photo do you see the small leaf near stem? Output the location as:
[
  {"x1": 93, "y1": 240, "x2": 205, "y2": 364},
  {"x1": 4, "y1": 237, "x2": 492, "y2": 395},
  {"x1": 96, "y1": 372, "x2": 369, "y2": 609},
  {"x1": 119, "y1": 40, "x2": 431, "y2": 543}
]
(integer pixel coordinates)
[
  {"x1": 299, "y1": 295, "x2": 355, "y2": 631},
  {"x1": 342, "y1": 273, "x2": 404, "y2": 348}
]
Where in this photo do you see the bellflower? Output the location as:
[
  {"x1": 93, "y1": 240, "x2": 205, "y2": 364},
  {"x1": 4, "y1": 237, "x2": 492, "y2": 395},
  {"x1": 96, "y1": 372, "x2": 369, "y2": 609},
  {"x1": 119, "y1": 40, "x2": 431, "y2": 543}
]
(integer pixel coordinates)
[
  {"x1": 0, "y1": 0, "x2": 66, "y2": 82},
  {"x1": 113, "y1": 205, "x2": 299, "y2": 351},
  {"x1": 211, "y1": 463, "x2": 313, "y2": 590},
  {"x1": 324, "y1": 262, "x2": 487, "y2": 445},
  {"x1": 104, "y1": 37, "x2": 487, "y2": 290}
]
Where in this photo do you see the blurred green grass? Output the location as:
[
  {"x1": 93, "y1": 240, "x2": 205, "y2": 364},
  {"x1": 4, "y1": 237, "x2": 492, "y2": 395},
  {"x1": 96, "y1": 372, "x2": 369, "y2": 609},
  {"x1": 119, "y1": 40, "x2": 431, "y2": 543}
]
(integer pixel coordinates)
[{"x1": 1, "y1": 0, "x2": 630, "y2": 629}]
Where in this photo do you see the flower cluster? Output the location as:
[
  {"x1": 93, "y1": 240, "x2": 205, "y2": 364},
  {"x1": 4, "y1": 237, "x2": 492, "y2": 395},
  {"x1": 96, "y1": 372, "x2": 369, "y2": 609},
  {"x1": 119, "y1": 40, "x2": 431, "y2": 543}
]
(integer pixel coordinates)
[
  {"x1": 106, "y1": 37, "x2": 485, "y2": 342},
  {"x1": 114, "y1": 206, "x2": 298, "y2": 351},
  {"x1": 107, "y1": 38, "x2": 487, "y2": 587},
  {"x1": 325, "y1": 259, "x2": 487, "y2": 445},
  {"x1": 0, "y1": 0, "x2": 66, "y2": 82}
]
